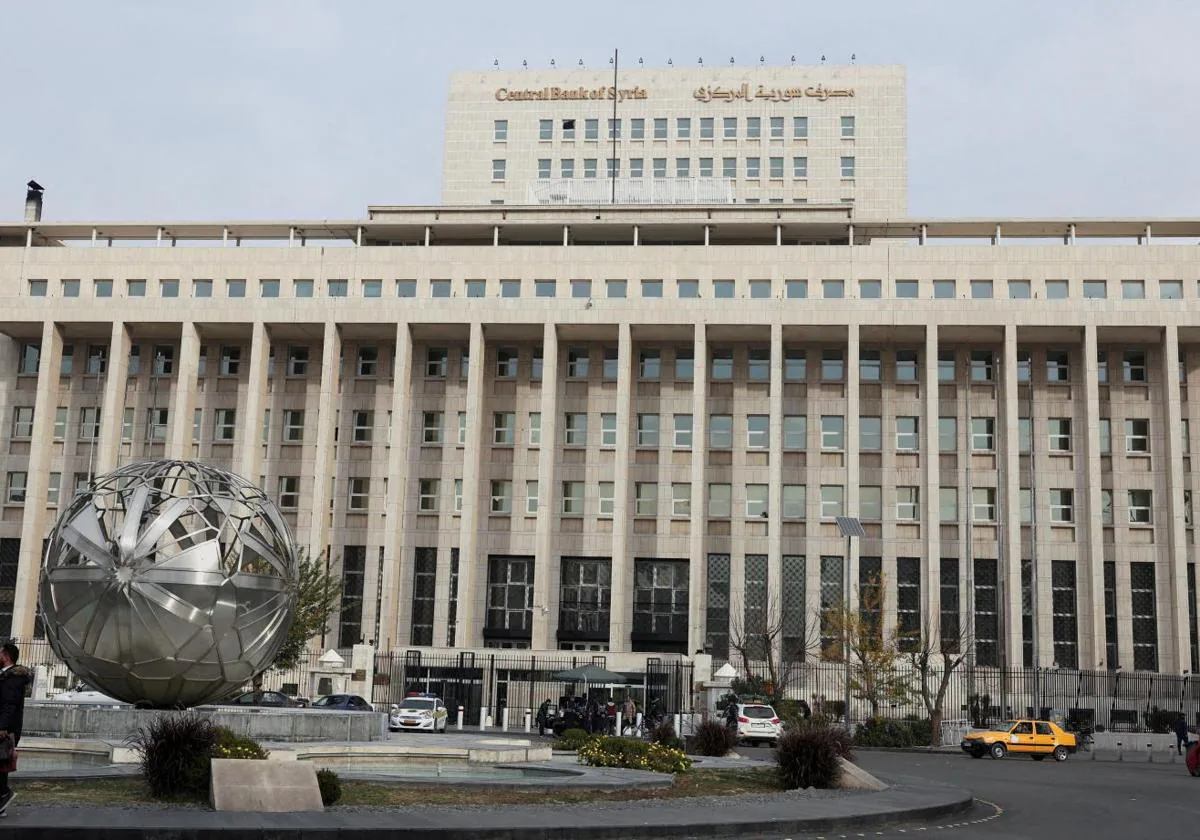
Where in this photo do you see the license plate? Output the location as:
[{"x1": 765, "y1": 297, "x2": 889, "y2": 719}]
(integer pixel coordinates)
[{"x1": 402, "y1": 721, "x2": 417, "y2": 726}]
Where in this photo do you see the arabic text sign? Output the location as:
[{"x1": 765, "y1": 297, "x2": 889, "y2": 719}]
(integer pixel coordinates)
[{"x1": 694, "y1": 83, "x2": 855, "y2": 103}]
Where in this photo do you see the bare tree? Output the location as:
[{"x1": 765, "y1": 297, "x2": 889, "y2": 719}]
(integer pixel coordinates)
[
  {"x1": 906, "y1": 616, "x2": 971, "y2": 748},
  {"x1": 728, "y1": 589, "x2": 822, "y2": 702}
]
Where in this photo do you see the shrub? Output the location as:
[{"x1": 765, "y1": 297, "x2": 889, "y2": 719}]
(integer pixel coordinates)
[
  {"x1": 212, "y1": 727, "x2": 269, "y2": 760},
  {"x1": 692, "y1": 718, "x2": 735, "y2": 756},
  {"x1": 650, "y1": 721, "x2": 683, "y2": 750},
  {"x1": 127, "y1": 711, "x2": 218, "y2": 800},
  {"x1": 316, "y1": 768, "x2": 342, "y2": 806},
  {"x1": 555, "y1": 728, "x2": 593, "y2": 751},
  {"x1": 776, "y1": 724, "x2": 847, "y2": 790},
  {"x1": 1145, "y1": 707, "x2": 1178, "y2": 735},
  {"x1": 577, "y1": 736, "x2": 692, "y2": 774},
  {"x1": 853, "y1": 717, "x2": 933, "y2": 749}
]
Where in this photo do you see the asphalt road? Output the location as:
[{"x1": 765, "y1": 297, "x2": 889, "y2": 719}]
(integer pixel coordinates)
[{"x1": 735, "y1": 747, "x2": 1200, "y2": 839}]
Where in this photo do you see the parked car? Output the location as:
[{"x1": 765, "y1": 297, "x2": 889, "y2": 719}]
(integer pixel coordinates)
[
  {"x1": 960, "y1": 719, "x2": 1077, "y2": 761},
  {"x1": 389, "y1": 693, "x2": 449, "y2": 732},
  {"x1": 311, "y1": 694, "x2": 374, "y2": 712},
  {"x1": 51, "y1": 683, "x2": 124, "y2": 705},
  {"x1": 725, "y1": 702, "x2": 783, "y2": 746},
  {"x1": 222, "y1": 690, "x2": 306, "y2": 708}
]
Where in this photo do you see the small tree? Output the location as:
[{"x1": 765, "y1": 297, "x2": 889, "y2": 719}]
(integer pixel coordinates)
[
  {"x1": 906, "y1": 616, "x2": 970, "y2": 747},
  {"x1": 821, "y1": 574, "x2": 912, "y2": 719},
  {"x1": 252, "y1": 549, "x2": 343, "y2": 692},
  {"x1": 728, "y1": 590, "x2": 821, "y2": 703}
]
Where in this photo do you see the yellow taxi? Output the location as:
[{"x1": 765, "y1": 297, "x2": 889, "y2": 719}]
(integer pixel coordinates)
[{"x1": 960, "y1": 719, "x2": 1077, "y2": 761}]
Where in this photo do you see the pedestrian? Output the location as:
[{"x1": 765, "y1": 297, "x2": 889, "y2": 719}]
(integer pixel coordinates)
[
  {"x1": 1175, "y1": 713, "x2": 1190, "y2": 756},
  {"x1": 536, "y1": 698, "x2": 552, "y2": 736},
  {"x1": 623, "y1": 696, "x2": 636, "y2": 734},
  {"x1": 0, "y1": 642, "x2": 31, "y2": 817}
]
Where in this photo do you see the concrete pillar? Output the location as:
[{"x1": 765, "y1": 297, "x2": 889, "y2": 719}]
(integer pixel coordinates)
[
  {"x1": 1082, "y1": 325, "x2": 1107, "y2": 668},
  {"x1": 688, "y1": 327, "x2": 710, "y2": 653},
  {"x1": 167, "y1": 322, "x2": 200, "y2": 459},
  {"x1": 12, "y1": 323, "x2": 63, "y2": 639},
  {"x1": 768, "y1": 324, "x2": 784, "y2": 661},
  {"x1": 1163, "y1": 324, "x2": 1189, "y2": 672},
  {"x1": 239, "y1": 322, "x2": 271, "y2": 481},
  {"x1": 923, "y1": 325, "x2": 942, "y2": 643},
  {"x1": 845, "y1": 324, "x2": 860, "y2": 598},
  {"x1": 95, "y1": 321, "x2": 131, "y2": 474},
  {"x1": 306, "y1": 322, "x2": 342, "y2": 554},
  {"x1": 1001, "y1": 325, "x2": 1024, "y2": 669},
  {"x1": 532, "y1": 323, "x2": 560, "y2": 650},
  {"x1": 609, "y1": 323, "x2": 634, "y2": 652},
  {"x1": 455, "y1": 323, "x2": 487, "y2": 647},
  {"x1": 379, "y1": 323, "x2": 413, "y2": 650}
]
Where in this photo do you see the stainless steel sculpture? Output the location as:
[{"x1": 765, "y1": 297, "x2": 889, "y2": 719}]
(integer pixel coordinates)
[{"x1": 39, "y1": 460, "x2": 299, "y2": 708}]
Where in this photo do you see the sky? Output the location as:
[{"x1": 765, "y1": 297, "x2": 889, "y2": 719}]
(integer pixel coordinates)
[{"x1": 3, "y1": 0, "x2": 1199, "y2": 222}]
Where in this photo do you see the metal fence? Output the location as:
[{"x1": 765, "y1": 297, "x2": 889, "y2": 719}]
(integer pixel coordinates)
[
  {"x1": 372, "y1": 650, "x2": 695, "y2": 726},
  {"x1": 735, "y1": 659, "x2": 1200, "y2": 733}
]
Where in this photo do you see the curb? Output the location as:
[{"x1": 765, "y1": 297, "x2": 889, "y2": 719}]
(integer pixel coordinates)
[{"x1": 0, "y1": 777, "x2": 974, "y2": 839}]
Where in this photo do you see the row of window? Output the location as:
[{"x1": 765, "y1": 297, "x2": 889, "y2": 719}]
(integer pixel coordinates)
[
  {"x1": 521, "y1": 154, "x2": 846, "y2": 180},
  {"x1": 495, "y1": 115, "x2": 855, "y2": 143},
  {"x1": 27, "y1": 276, "x2": 1199, "y2": 303}
]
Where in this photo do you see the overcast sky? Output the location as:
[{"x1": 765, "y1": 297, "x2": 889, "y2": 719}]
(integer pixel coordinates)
[{"x1": 4, "y1": 0, "x2": 1198, "y2": 222}]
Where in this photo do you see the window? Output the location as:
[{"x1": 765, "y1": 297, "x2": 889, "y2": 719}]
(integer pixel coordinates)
[
  {"x1": 783, "y1": 415, "x2": 806, "y2": 450},
  {"x1": 534, "y1": 279, "x2": 555, "y2": 298},
  {"x1": 972, "y1": 487, "x2": 996, "y2": 522},
  {"x1": 1051, "y1": 560, "x2": 1078, "y2": 669},
  {"x1": 282, "y1": 409, "x2": 305, "y2": 443},
  {"x1": 1042, "y1": 279, "x2": 1067, "y2": 300},
  {"x1": 597, "y1": 481, "x2": 614, "y2": 516},
  {"x1": 650, "y1": 116, "x2": 666, "y2": 139},
  {"x1": 970, "y1": 350, "x2": 994, "y2": 382},
  {"x1": 936, "y1": 350, "x2": 955, "y2": 382},
  {"x1": 970, "y1": 279, "x2": 993, "y2": 299},
  {"x1": 1008, "y1": 279, "x2": 1031, "y2": 299},
  {"x1": 860, "y1": 486, "x2": 882, "y2": 521},
  {"x1": 602, "y1": 347, "x2": 619, "y2": 380},
  {"x1": 860, "y1": 416, "x2": 882, "y2": 452},
  {"x1": 285, "y1": 346, "x2": 308, "y2": 377},
  {"x1": 348, "y1": 410, "x2": 373, "y2": 443},
  {"x1": 822, "y1": 278, "x2": 844, "y2": 299},
  {"x1": 1161, "y1": 280, "x2": 1183, "y2": 300},
  {"x1": 127, "y1": 279, "x2": 146, "y2": 297},
  {"x1": 652, "y1": 158, "x2": 666, "y2": 178},
  {"x1": 122, "y1": 407, "x2": 134, "y2": 441},
  {"x1": 1121, "y1": 279, "x2": 1144, "y2": 300},
  {"x1": 1184, "y1": 418, "x2": 1191, "y2": 454},
  {"x1": 840, "y1": 156, "x2": 855, "y2": 178},
  {"x1": 493, "y1": 412, "x2": 516, "y2": 445},
  {"x1": 1098, "y1": 418, "x2": 1112, "y2": 454},
  {"x1": 344, "y1": 477, "x2": 369, "y2": 511},
  {"x1": 940, "y1": 487, "x2": 958, "y2": 523},
  {"x1": 745, "y1": 484, "x2": 768, "y2": 518},
  {"x1": 425, "y1": 347, "x2": 448, "y2": 378},
  {"x1": 821, "y1": 349, "x2": 844, "y2": 381},
  {"x1": 940, "y1": 559, "x2": 961, "y2": 653},
  {"x1": 536, "y1": 158, "x2": 551, "y2": 179},
  {"x1": 714, "y1": 279, "x2": 735, "y2": 299},
  {"x1": 896, "y1": 416, "x2": 919, "y2": 451},
  {"x1": 696, "y1": 116, "x2": 713, "y2": 139},
  {"x1": 28, "y1": 280, "x2": 47, "y2": 296},
  {"x1": 722, "y1": 157, "x2": 737, "y2": 178},
  {"x1": 782, "y1": 485, "x2": 806, "y2": 519},
  {"x1": 607, "y1": 279, "x2": 626, "y2": 298},
  {"x1": 6, "y1": 472, "x2": 27, "y2": 504},
  {"x1": 567, "y1": 347, "x2": 589, "y2": 378},
  {"x1": 787, "y1": 156, "x2": 808, "y2": 180},
  {"x1": 742, "y1": 347, "x2": 768, "y2": 380},
  {"x1": 1097, "y1": 488, "x2": 1114, "y2": 525},
  {"x1": 528, "y1": 412, "x2": 541, "y2": 446},
  {"x1": 793, "y1": 116, "x2": 808, "y2": 138},
  {"x1": 698, "y1": 158, "x2": 713, "y2": 177},
  {"x1": 672, "y1": 414, "x2": 693, "y2": 449},
  {"x1": 491, "y1": 159, "x2": 506, "y2": 180},
  {"x1": 819, "y1": 555, "x2": 844, "y2": 652},
  {"x1": 18, "y1": 342, "x2": 40, "y2": 375},
  {"x1": 677, "y1": 279, "x2": 700, "y2": 299},
  {"x1": 1049, "y1": 488, "x2": 1074, "y2": 524},
  {"x1": 639, "y1": 349, "x2": 661, "y2": 379},
  {"x1": 666, "y1": 482, "x2": 691, "y2": 517},
  {"x1": 495, "y1": 348, "x2": 518, "y2": 378},
  {"x1": 673, "y1": 347, "x2": 694, "y2": 382},
  {"x1": 628, "y1": 118, "x2": 643, "y2": 140},
  {"x1": 840, "y1": 115, "x2": 856, "y2": 138},
  {"x1": 531, "y1": 347, "x2": 542, "y2": 380},
  {"x1": 494, "y1": 119, "x2": 508, "y2": 141},
  {"x1": 1048, "y1": 418, "x2": 1072, "y2": 452},
  {"x1": 859, "y1": 349, "x2": 881, "y2": 381},
  {"x1": 1125, "y1": 418, "x2": 1149, "y2": 453},
  {"x1": 146, "y1": 407, "x2": 169, "y2": 441},
  {"x1": 632, "y1": 559, "x2": 689, "y2": 646},
  {"x1": 635, "y1": 482, "x2": 658, "y2": 516},
  {"x1": 766, "y1": 156, "x2": 784, "y2": 179},
  {"x1": 636, "y1": 413, "x2": 659, "y2": 447},
  {"x1": 674, "y1": 158, "x2": 689, "y2": 178},
  {"x1": 709, "y1": 414, "x2": 733, "y2": 449},
  {"x1": 723, "y1": 116, "x2": 737, "y2": 138},
  {"x1": 1046, "y1": 350, "x2": 1070, "y2": 383},
  {"x1": 422, "y1": 411, "x2": 443, "y2": 444},
  {"x1": 1083, "y1": 280, "x2": 1108, "y2": 299},
  {"x1": 933, "y1": 279, "x2": 956, "y2": 299},
  {"x1": 225, "y1": 279, "x2": 245, "y2": 298},
  {"x1": 524, "y1": 480, "x2": 539, "y2": 516},
  {"x1": 820, "y1": 485, "x2": 844, "y2": 519},
  {"x1": 742, "y1": 116, "x2": 760, "y2": 139},
  {"x1": 213, "y1": 408, "x2": 236, "y2": 441},
  {"x1": 561, "y1": 481, "x2": 584, "y2": 515},
  {"x1": 746, "y1": 415, "x2": 769, "y2": 449},
  {"x1": 1131, "y1": 562, "x2": 1158, "y2": 671},
  {"x1": 601, "y1": 413, "x2": 616, "y2": 446},
  {"x1": 417, "y1": 478, "x2": 440, "y2": 512},
  {"x1": 53, "y1": 406, "x2": 66, "y2": 439},
  {"x1": 355, "y1": 346, "x2": 378, "y2": 377},
  {"x1": 488, "y1": 480, "x2": 512, "y2": 515},
  {"x1": 890, "y1": 349, "x2": 919, "y2": 383},
  {"x1": 10, "y1": 407, "x2": 33, "y2": 439},
  {"x1": 485, "y1": 555, "x2": 533, "y2": 638},
  {"x1": 710, "y1": 349, "x2": 733, "y2": 380},
  {"x1": 749, "y1": 279, "x2": 772, "y2": 300},
  {"x1": 708, "y1": 483, "x2": 732, "y2": 518},
  {"x1": 127, "y1": 345, "x2": 141, "y2": 375},
  {"x1": 1123, "y1": 351, "x2": 1147, "y2": 383},
  {"x1": 1128, "y1": 489, "x2": 1152, "y2": 524},
  {"x1": 1018, "y1": 417, "x2": 1031, "y2": 452},
  {"x1": 820, "y1": 415, "x2": 845, "y2": 450},
  {"x1": 568, "y1": 278, "x2": 591, "y2": 299},
  {"x1": 897, "y1": 484, "x2": 921, "y2": 518},
  {"x1": 971, "y1": 417, "x2": 995, "y2": 451}
]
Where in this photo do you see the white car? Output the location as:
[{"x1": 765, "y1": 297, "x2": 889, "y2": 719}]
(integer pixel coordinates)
[
  {"x1": 728, "y1": 703, "x2": 782, "y2": 745},
  {"x1": 389, "y1": 694, "x2": 449, "y2": 733},
  {"x1": 51, "y1": 683, "x2": 124, "y2": 705}
]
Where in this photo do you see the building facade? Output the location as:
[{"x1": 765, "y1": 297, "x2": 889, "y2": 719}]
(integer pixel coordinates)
[
  {"x1": 443, "y1": 65, "x2": 906, "y2": 214},
  {"x1": 1, "y1": 208, "x2": 1197, "y2": 678}
]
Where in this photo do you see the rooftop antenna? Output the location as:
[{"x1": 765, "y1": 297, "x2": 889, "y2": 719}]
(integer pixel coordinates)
[
  {"x1": 851, "y1": 53, "x2": 856, "y2": 63},
  {"x1": 790, "y1": 55, "x2": 796, "y2": 64},
  {"x1": 667, "y1": 57, "x2": 673, "y2": 66},
  {"x1": 638, "y1": 57, "x2": 643, "y2": 65},
  {"x1": 493, "y1": 59, "x2": 499, "y2": 68},
  {"x1": 821, "y1": 54, "x2": 826, "y2": 63},
  {"x1": 522, "y1": 59, "x2": 528, "y2": 68},
  {"x1": 578, "y1": 58, "x2": 584, "y2": 67},
  {"x1": 729, "y1": 56, "x2": 735, "y2": 65},
  {"x1": 550, "y1": 58, "x2": 556, "y2": 67},
  {"x1": 759, "y1": 55, "x2": 765, "y2": 64}
]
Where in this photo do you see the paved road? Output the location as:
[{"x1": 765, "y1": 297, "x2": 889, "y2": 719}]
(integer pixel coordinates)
[{"x1": 732, "y1": 747, "x2": 1200, "y2": 839}]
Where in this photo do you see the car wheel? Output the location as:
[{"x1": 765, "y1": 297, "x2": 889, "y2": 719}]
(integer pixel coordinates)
[
  {"x1": 1053, "y1": 745, "x2": 1069, "y2": 762},
  {"x1": 1031, "y1": 754, "x2": 1046, "y2": 761},
  {"x1": 990, "y1": 742, "x2": 1007, "y2": 759}
]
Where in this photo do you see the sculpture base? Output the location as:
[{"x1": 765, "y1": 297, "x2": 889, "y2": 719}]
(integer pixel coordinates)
[{"x1": 210, "y1": 758, "x2": 323, "y2": 812}]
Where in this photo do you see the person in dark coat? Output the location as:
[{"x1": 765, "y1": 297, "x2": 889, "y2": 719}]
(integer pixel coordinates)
[
  {"x1": 0, "y1": 642, "x2": 31, "y2": 816},
  {"x1": 536, "y1": 699, "x2": 552, "y2": 736},
  {"x1": 1175, "y1": 713, "x2": 1191, "y2": 755}
]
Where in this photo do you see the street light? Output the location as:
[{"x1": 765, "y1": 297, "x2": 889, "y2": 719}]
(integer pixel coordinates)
[{"x1": 836, "y1": 515, "x2": 865, "y2": 730}]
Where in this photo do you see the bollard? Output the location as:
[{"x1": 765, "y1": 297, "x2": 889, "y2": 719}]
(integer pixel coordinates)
[
  {"x1": 501, "y1": 707, "x2": 510, "y2": 731},
  {"x1": 524, "y1": 709, "x2": 532, "y2": 733},
  {"x1": 1147, "y1": 742, "x2": 1154, "y2": 762},
  {"x1": 457, "y1": 706, "x2": 464, "y2": 731},
  {"x1": 479, "y1": 707, "x2": 488, "y2": 732},
  {"x1": 637, "y1": 712, "x2": 644, "y2": 732},
  {"x1": 1117, "y1": 740, "x2": 1123, "y2": 761},
  {"x1": 674, "y1": 713, "x2": 682, "y2": 736}
]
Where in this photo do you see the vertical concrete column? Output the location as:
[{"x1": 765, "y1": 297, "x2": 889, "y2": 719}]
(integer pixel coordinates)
[
  {"x1": 845, "y1": 324, "x2": 860, "y2": 601},
  {"x1": 609, "y1": 323, "x2": 634, "y2": 652},
  {"x1": 12, "y1": 323, "x2": 63, "y2": 639},
  {"x1": 923, "y1": 325, "x2": 942, "y2": 644},
  {"x1": 95, "y1": 321, "x2": 131, "y2": 474},
  {"x1": 239, "y1": 322, "x2": 271, "y2": 481},
  {"x1": 532, "y1": 323, "x2": 560, "y2": 649},
  {"x1": 379, "y1": 323, "x2": 413, "y2": 651},
  {"x1": 1082, "y1": 324, "x2": 1107, "y2": 669},
  {"x1": 167, "y1": 322, "x2": 200, "y2": 459},
  {"x1": 1163, "y1": 324, "x2": 1189, "y2": 672},
  {"x1": 688, "y1": 327, "x2": 710, "y2": 653},
  {"x1": 768, "y1": 324, "x2": 784, "y2": 656},
  {"x1": 1001, "y1": 325, "x2": 1024, "y2": 669},
  {"x1": 306, "y1": 321, "x2": 341, "y2": 555},
  {"x1": 455, "y1": 323, "x2": 487, "y2": 648}
]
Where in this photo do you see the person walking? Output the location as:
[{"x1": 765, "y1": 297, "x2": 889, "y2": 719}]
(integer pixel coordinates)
[
  {"x1": 1175, "y1": 713, "x2": 1191, "y2": 756},
  {"x1": 536, "y1": 698, "x2": 552, "y2": 736},
  {"x1": 0, "y1": 642, "x2": 31, "y2": 817}
]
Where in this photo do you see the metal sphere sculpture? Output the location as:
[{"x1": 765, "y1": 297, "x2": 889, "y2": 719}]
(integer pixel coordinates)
[{"x1": 39, "y1": 460, "x2": 299, "y2": 708}]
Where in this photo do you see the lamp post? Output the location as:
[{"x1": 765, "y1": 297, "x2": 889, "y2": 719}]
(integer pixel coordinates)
[{"x1": 836, "y1": 515, "x2": 865, "y2": 730}]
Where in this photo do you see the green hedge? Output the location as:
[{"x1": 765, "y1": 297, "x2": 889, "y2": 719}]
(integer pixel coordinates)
[
  {"x1": 577, "y1": 736, "x2": 692, "y2": 773},
  {"x1": 852, "y1": 717, "x2": 934, "y2": 749}
]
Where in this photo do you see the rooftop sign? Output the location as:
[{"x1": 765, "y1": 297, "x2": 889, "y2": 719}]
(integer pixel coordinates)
[
  {"x1": 694, "y1": 83, "x2": 855, "y2": 102},
  {"x1": 495, "y1": 85, "x2": 648, "y2": 102}
]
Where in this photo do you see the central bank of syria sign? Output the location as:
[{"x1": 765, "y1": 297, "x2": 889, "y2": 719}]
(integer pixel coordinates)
[{"x1": 494, "y1": 85, "x2": 648, "y2": 102}]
